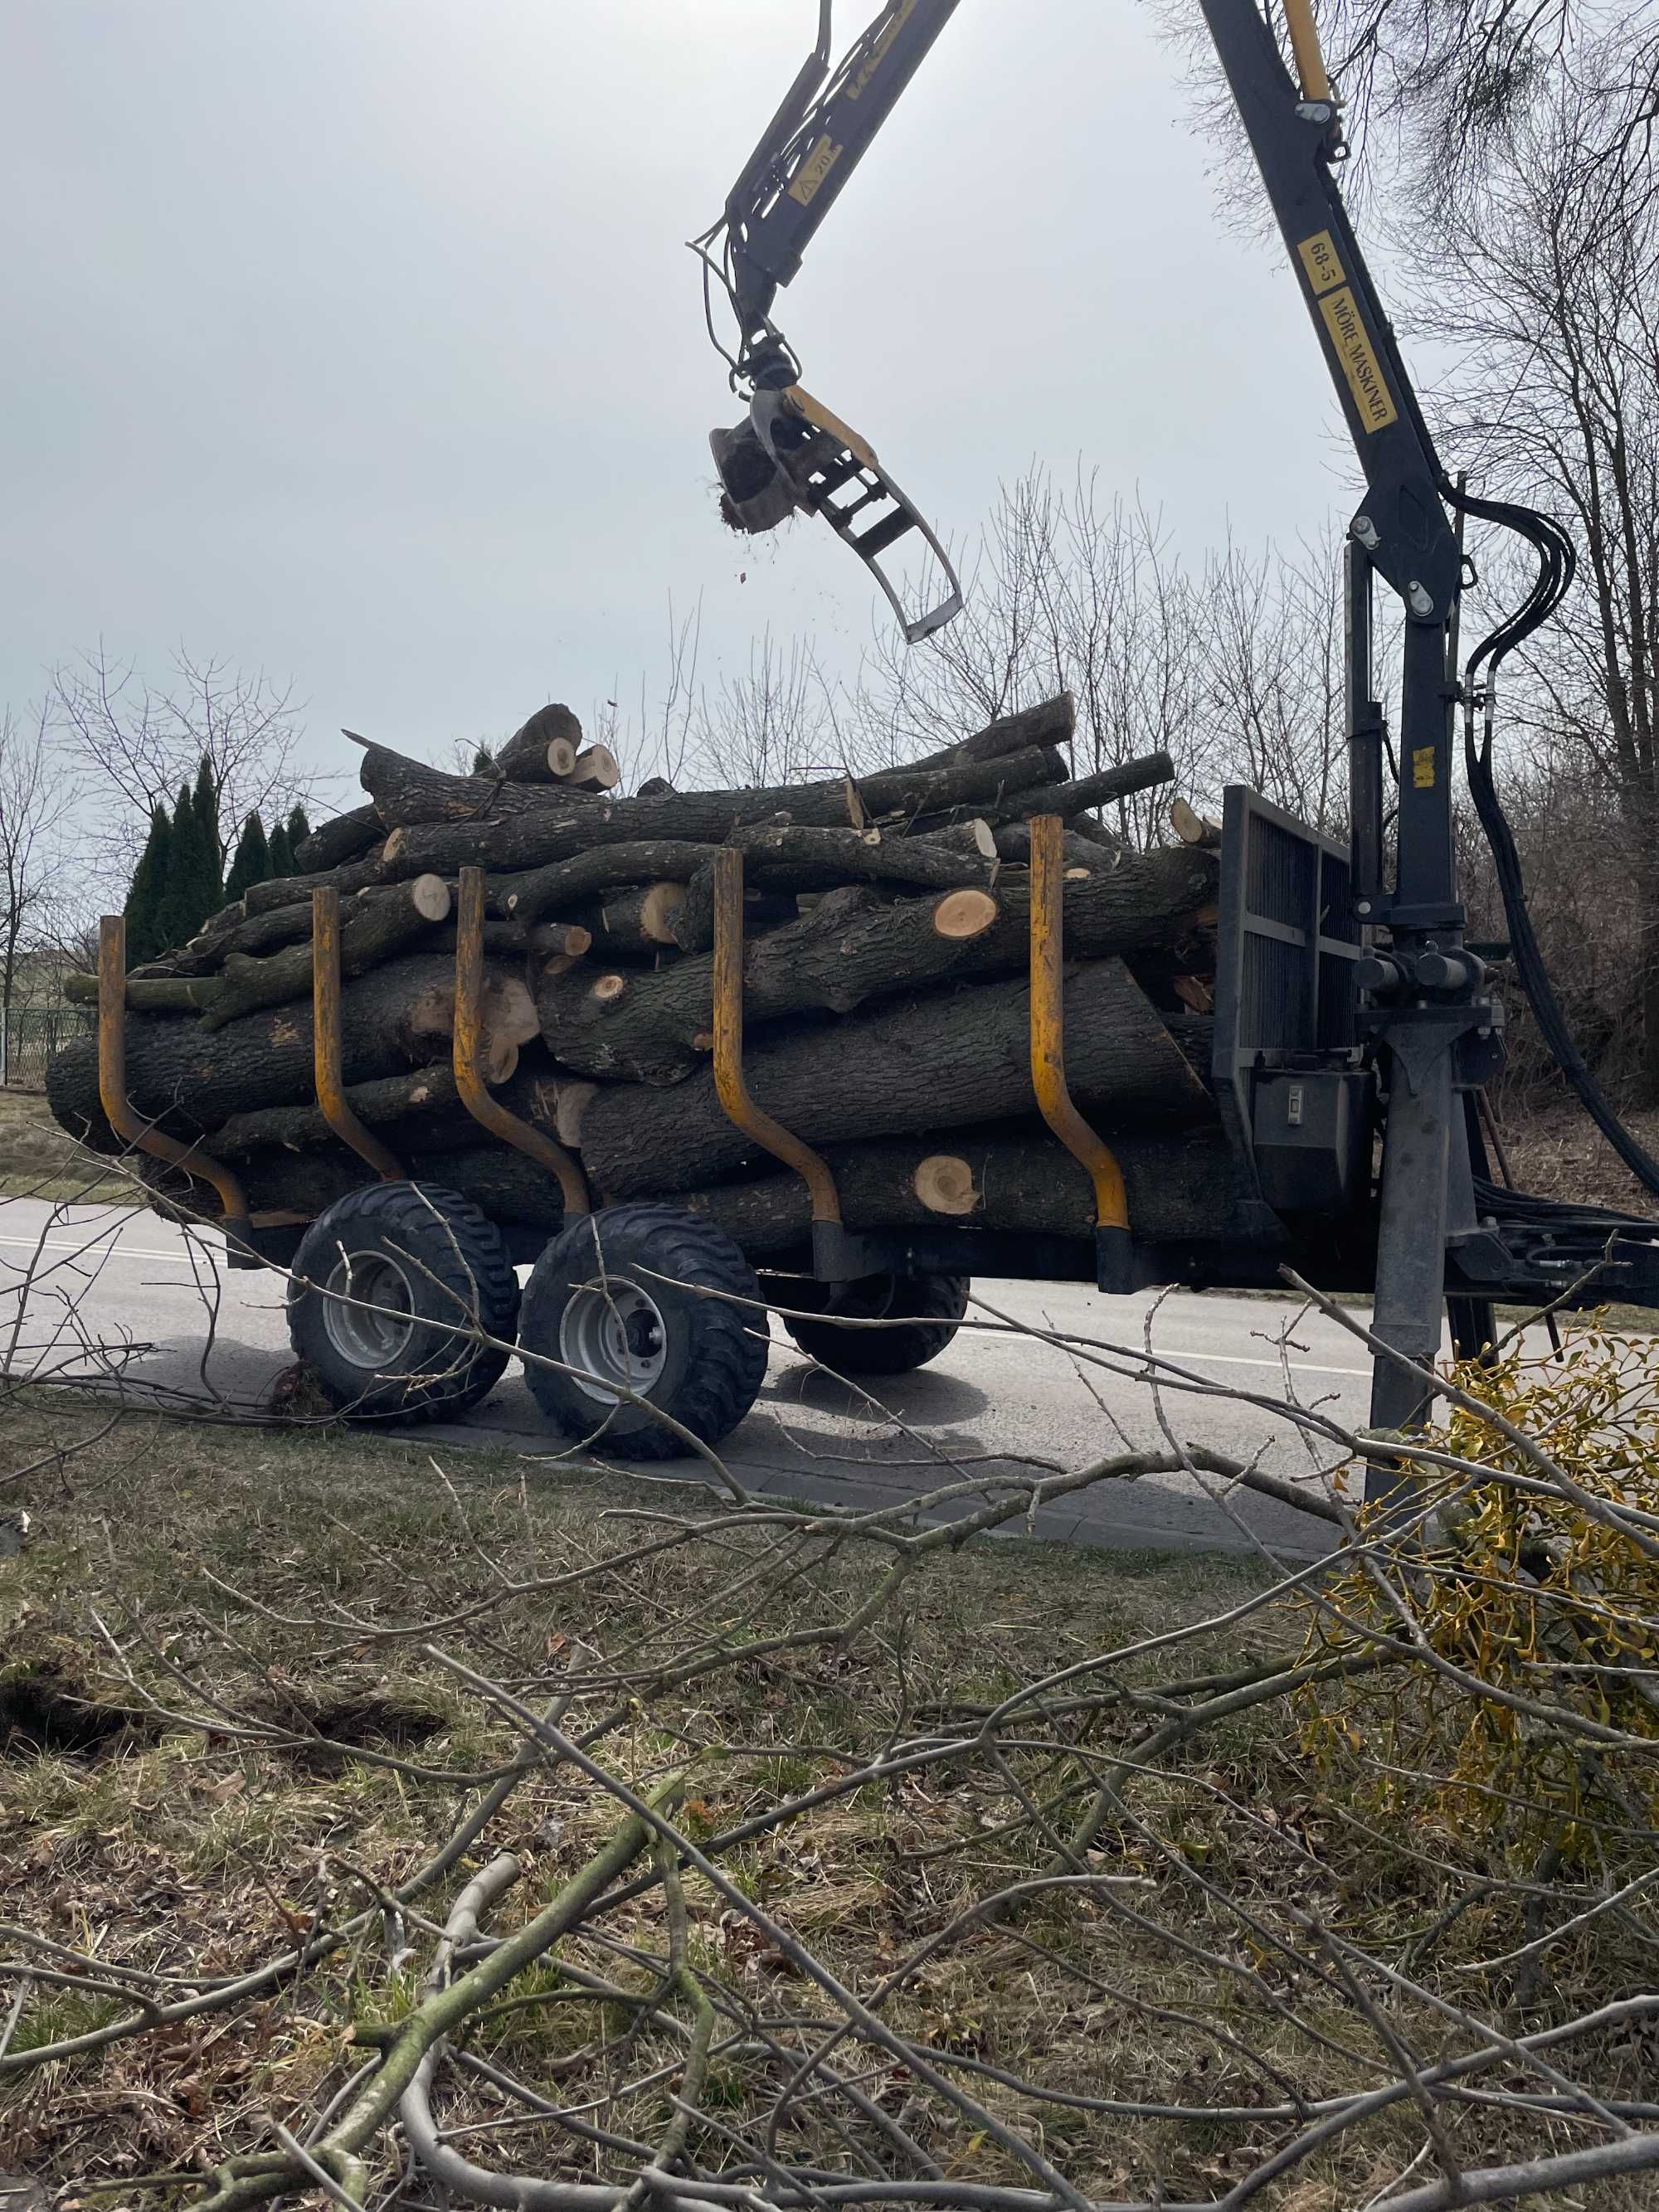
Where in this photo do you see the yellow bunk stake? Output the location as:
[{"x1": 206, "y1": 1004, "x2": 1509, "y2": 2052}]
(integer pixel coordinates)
[
  {"x1": 96, "y1": 914, "x2": 262, "y2": 1247},
  {"x1": 452, "y1": 868, "x2": 590, "y2": 1218},
  {"x1": 1027, "y1": 814, "x2": 1134, "y2": 1293},
  {"x1": 312, "y1": 888, "x2": 403, "y2": 1183},
  {"x1": 711, "y1": 846, "x2": 844, "y2": 1259}
]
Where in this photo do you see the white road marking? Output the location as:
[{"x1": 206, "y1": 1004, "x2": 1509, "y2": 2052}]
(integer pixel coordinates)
[{"x1": 0, "y1": 1232, "x2": 219, "y2": 1266}]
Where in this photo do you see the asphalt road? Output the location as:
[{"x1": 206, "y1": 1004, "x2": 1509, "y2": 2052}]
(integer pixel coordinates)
[{"x1": 0, "y1": 1194, "x2": 1390, "y2": 1558}]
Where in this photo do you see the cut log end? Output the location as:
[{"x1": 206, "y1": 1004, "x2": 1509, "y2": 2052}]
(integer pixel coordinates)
[
  {"x1": 553, "y1": 1080, "x2": 598, "y2": 1149},
  {"x1": 410, "y1": 873, "x2": 451, "y2": 923},
  {"x1": 591, "y1": 973, "x2": 628, "y2": 1004},
  {"x1": 638, "y1": 882, "x2": 686, "y2": 945},
  {"x1": 1171, "y1": 796, "x2": 1223, "y2": 849},
  {"x1": 483, "y1": 975, "x2": 540, "y2": 1048},
  {"x1": 569, "y1": 743, "x2": 621, "y2": 794},
  {"x1": 932, "y1": 888, "x2": 999, "y2": 941},
  {"x1": 912, "y1": 1154, "x2": 980, "y2": 1217},
  {"x1": 546, "y1": 735, "x2": 579, "y2": 780},
  {"x1": 483, "y1": 1036, "x2": 518, "y2": 1085}
]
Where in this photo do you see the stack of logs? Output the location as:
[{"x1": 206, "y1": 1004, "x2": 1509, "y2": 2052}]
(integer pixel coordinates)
[{"x1": 49, "y1": 695, "x2": 1255, "y2": 1252}]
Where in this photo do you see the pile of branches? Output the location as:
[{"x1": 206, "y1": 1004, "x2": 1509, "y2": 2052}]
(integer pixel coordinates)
[
  {"x1": 46, "y1": 696, "x2": 1243, "y2": 1247},
  {"x1": 2, "y1": 1215, "x2": 1659, "y2": 2210}
]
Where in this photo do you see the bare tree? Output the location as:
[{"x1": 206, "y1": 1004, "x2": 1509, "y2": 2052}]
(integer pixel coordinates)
[
  {"x1": 1411, "y1": 54, "x2": 1659, "y2": 1095},
  {"x1": 0, "y1": 700, "x2": 82, "y2": 1069},
  {"x1": 1193, "y1": 524, "x2": 1350, "y2": 835},
  {"x1": 51, "y1": 644, "x2": 317, "y2": 892}
]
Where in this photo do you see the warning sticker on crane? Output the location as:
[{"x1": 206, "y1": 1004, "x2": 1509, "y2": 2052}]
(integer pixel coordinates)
[
  {"x1": 1316, "y1": 287, "x2": 1399, "y2": 434},
  {"x1": 787, "y1": 135, "x2": 844, "y2": 207}
]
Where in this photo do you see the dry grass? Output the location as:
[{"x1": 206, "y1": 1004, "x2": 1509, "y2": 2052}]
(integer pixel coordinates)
[
  {"x1": 0, "y1": 1396, "x2": 1276, "y2": 2200},
  {"x1": 0, "y1": 1090, "x2": 119, "y2": 1203},
  {"x1": 1, "y1": 1393, "x2": 1653, "y2": 2209}
]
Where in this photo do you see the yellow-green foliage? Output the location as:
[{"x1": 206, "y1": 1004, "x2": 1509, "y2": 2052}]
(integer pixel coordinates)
[{"x1": 1300, "y1": 1318, "x2": 1659, "y2": 1870}]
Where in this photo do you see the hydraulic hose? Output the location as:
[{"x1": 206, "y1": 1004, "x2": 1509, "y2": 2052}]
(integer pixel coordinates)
[{"x1": 1448, "y1": 481, "x2": 1659, "y2": 1198}]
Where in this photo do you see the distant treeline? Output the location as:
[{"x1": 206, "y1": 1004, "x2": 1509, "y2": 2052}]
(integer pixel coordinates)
[{"x1": 124, "y1": 757, "x2": 310, "y2": 965}]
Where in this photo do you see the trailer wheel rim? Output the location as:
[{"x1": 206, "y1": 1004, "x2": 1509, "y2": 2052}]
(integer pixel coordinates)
[
  {"x1": 323, "y1": 1252, "x2": 417, "y2": 1369},
  {"x1": 560, "y1": 1280, "x2": 669, "y2": 1405}
]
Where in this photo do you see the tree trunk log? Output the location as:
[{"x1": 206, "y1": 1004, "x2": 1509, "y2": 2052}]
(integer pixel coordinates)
[
  {"x1": 200, "y1": 876, "x2": 452, "y2": 1031},
  {"x1": 212, "y1": 1062, "x2": 465, "y2": 1158},
  {"x1": 575, "y1": 958, "x2": 1212, "y2": 1199},
  {"x1": 908, "y1": 693, "x2": 1075, "y2": 771},
  {"x1": 63, "y1": 973, "x2": 219, "y2": 1014},
  {"x1": 496, "y1": 703, "x2": 583, "y2": 784},
  {"x1": 368, "y1": 744, "x2": 1063, "y2": 875},
  {"x1": 186, "y1": 1142, "x2": 569, "y2": 1233},
  {"x1": 345, "y1": 733, "x2": 587, "y2": 829},
  {"x1": 46, "y1": 953, "x2": 530, "y2": 1150},
  {"x1": 537, "y1": 847, "x2": 1217, "y2": 1085},
  {"x1": 925, "y1": 751, "x2": 1175, "y2": 834},
  {"x1": 206, "y1": 1045, "x2": 582, "y2": 1162},
  {"x1": 1170, "y1": 796, "x2": 1224, "y2": 848},
  {"x1": 667, "y1": 867, "x2": 802, "y2": 955},
  {"x1": 573, "y1": 882, "x2": 687, "y2": 951},
  {"x1": 294, "y1": 804, "x2": 385, "y2": 874},
  {"x1": 679, "y1": 1123, "x2": 1261, "y2": 1254},
  {"x1": 242, "y1": 852, "x2": 388, "y2": 916},
  {"x1": 987, "y1": 823, "x2": 1116, "y2": 871},
  {"x1": 725, "y1": 821, "x2": 996, "y2": 893},
  {"x1": 568, "y1": 743, "x2": 620, "y2": 793},
  {"x1": 491, "y1": 840, "x2": 728, "y2": 923}
]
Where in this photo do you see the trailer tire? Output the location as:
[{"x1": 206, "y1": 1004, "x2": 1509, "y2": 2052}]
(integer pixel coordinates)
[
  {"x1": 287, "y1": 1184, "x2": 519, "y2": 1423},
  {"x1": 782, "y1": 1272, "x2": 970, "y2": 1375},
  {"x1": 519, "y1": 1206, "x2": 770, "y2": 1460}
]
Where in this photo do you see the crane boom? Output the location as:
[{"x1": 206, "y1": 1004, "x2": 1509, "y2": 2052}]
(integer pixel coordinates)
[{"x1": 698, "y1": 0, "x2": 1540, "y2": 1486}]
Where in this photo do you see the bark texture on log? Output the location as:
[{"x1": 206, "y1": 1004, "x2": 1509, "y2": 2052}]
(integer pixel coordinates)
[
  {"x1": 294, "y1": 804, "x2": 385, "y2": 874},
  {"x1": 201, "y1": 876, "x2": 451, "y2": 1031},
  {"x1": 47, "y1": 953, "x2": 528, "y2": 1150},
  {"x1": 242, "y1": 852, "x2": 387, "y2": 916},
  {"x1": 577, "y1": 959, "x2": 1212, "y2": 1199},
  {"x1": 351, "y1": 740, "x2": 586, "y2": 830},
  {"x1": 212, "y1": 1062, "x2": 464, "y2": 1158},
  {"x1": 194, "y1": 1143, "x2": 569, "y2": 1234},
  {"x1": 494, "y1": 840, "x2": 727, "y2": 922},
  {"x1": 909, "y1": 693, "x2": 1075, "y2": 771},
  {"x1": 668, "y1": 868, "x2": 801, "y2": 956},
  {"x1": 988, "y1": 823, "x2": 1117, "y2": 871},
  {"x1": 537, "y1": 848, "x2": 1217, "y2": 1085},
  {"x1": 496, "y1": 702, "x2": 583, "y2": 784},
  {"x1": 946, "y1": 751, "x2": 1176, "y2": 833},
  {"x1": 724, "y1": 822, "x2": 995, "y2": 894},
  {"x1": 371, "y1": 744, "x2": 1064, "y2": 877},
  {"x1": 574, "y1": 881, "x2": 687, "y2": 950},
  {"x1": 63, "y1": 973, "x2": 218, "y2": 1014},
  {"x1": 679, "y1": 1124, "x2": 1262, "y2": 1254}
]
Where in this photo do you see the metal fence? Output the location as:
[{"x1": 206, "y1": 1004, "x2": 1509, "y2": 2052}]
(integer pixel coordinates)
[{"x1": 1, "y1": 1004, "x2": 94, "y2": 1091}]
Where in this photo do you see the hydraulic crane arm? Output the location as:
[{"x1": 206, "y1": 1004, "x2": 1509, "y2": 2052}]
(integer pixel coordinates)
[
  {"x1": 700, "y1": 1, "x2": 1462, "y2": 678},
  {"x1": 697, "y1": 2, "x2": 966, "y2": 641},
  {"x1": 703, "y1": 0, "x2": 1543, "y2": 1481}
]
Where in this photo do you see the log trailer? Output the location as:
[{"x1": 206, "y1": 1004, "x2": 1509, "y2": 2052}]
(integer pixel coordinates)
[{"x1": 85, "y1": 0, "x2": 1659, "y2": 1478}]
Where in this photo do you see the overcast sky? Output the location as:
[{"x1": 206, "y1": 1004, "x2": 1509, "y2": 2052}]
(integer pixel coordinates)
[{"x1": 2, "y1": 1, "x2": 1374, "y2": 778}]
